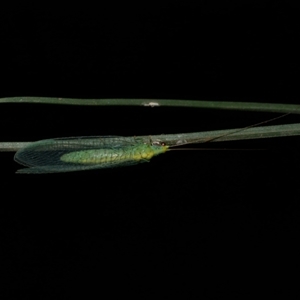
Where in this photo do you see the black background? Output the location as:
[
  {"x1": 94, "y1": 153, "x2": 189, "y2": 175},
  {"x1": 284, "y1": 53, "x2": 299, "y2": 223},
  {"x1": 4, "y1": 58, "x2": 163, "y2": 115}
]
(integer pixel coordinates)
[{"x1": 1, "y1": 2, "x2": 300, "y2": 298}]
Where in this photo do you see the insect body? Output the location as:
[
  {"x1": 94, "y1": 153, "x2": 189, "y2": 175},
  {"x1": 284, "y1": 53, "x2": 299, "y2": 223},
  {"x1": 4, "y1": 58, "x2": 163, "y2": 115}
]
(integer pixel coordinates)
[
  {"x1": 14, "y1": 136, "x2": 169, "y2": 174},
  {"x1": 60, "y1": 143, "x2": 167, "y2": 164}
]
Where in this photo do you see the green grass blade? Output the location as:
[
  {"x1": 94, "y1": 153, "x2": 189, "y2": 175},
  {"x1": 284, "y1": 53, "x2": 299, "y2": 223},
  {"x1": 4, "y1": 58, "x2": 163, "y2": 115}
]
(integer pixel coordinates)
[
  {"x1": 0, "y1": 142, "x2": 32, "y2": 152},
  {"x1": 1, "y1": 97, "x2": 300, "y2": 114},
  {"x1": 1, "y1": 123, "x2": 300, "y2": 152},
  {"x1": 144, "y1": 123, "x2": 300, "y2": 146}
]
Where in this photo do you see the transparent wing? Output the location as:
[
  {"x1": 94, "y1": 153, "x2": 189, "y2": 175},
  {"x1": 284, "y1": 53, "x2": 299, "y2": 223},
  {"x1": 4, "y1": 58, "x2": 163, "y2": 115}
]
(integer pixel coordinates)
[
  {"x1": 14, "y1": 136, "x2": 144, "y2": 174},
  {"x1": 15, "y1": 159, "x2": 142, "y2": 174}
]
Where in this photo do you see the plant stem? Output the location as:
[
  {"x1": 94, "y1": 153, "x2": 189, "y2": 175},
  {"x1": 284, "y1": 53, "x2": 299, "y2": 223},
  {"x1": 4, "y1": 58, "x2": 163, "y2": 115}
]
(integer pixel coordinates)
[{"x1": 1, "y1": 97, "x2": 300, "y2": 114}]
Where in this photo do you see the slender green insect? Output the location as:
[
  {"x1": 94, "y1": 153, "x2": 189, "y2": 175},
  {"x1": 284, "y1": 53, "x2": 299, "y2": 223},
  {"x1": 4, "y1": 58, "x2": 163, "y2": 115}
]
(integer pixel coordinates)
[
  {"x1": 14, "y1": 136, "x2": 169, "y2": 174},
  {"x1": 14, "y1": 114, "x2": 289, "y2": 174}
]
